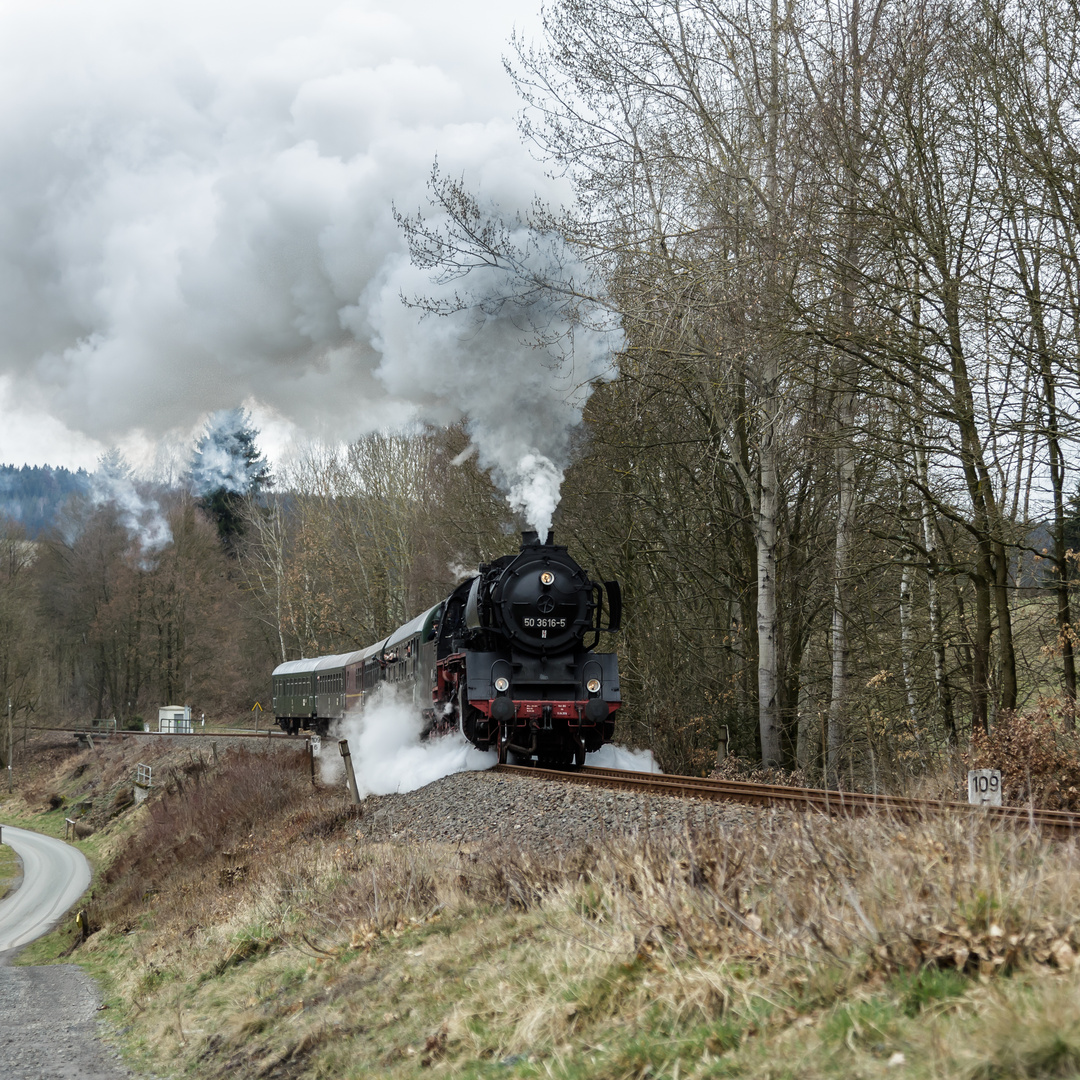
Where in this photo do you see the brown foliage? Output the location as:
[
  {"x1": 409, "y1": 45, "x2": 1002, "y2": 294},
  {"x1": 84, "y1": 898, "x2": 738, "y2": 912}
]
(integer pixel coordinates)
[
  {"x1": 711, "y1": 754, "x2": 806, "y2": 787},
  {"x1": 967, "y1": 703, "x2": 1080, "y2": 810}
]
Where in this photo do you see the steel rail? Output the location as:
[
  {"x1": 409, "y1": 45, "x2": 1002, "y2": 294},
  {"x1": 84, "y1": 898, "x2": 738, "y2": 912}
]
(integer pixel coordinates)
[
  {"x1": 39, "y1": 726, "x2": 307, "y2": 741},
  {"x1": 493, "y1": 764, "x2": 1080, "y2": 837}
]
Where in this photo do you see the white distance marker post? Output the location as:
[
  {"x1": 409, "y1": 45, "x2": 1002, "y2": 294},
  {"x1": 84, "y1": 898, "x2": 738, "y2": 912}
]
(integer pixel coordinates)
[{"x1": 968, "y1": 769, "x2": 1002, "y2": 806}]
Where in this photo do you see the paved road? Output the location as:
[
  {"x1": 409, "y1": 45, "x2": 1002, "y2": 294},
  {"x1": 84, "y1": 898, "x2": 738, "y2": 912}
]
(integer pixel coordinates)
[
  {"x1": 0, "y1": 825, "x2": 91, "y2": 954},
  {"x1": 0, "y1": 827, "x2": 140, "y2": 1079}
]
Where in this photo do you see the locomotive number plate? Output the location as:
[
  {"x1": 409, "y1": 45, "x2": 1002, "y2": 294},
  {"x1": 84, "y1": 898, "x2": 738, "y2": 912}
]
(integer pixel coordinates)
[{"x1": 523, "y1": 617, "x2": 567, "y2": 629}]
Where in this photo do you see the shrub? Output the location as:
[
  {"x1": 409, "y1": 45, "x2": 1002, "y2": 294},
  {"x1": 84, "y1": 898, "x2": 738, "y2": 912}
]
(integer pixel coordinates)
[
  {"x1": 99, "y1": 746, "x2": 311, "y2": 924},
  {"x1": 712, "y1": 754, "x2": 805, "y2": 787},
  {"x1": 967, "y1": 703, "x2": 1080, "y2": 810}
]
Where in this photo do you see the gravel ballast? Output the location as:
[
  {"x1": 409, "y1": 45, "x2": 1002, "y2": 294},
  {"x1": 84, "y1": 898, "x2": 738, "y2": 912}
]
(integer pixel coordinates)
[{"x1": 352, "y1": 768, "x2": 762, "y2": 848}]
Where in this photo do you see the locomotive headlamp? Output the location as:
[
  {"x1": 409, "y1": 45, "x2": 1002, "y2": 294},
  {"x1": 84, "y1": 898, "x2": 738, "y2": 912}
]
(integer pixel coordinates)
[
  {"x1": 494, "y1": 677, "x2": 510, "y2": 693},
  {"x1": 540, "y1": 571, "x2": 555, "y2": 586},
  {"x1": 587, "y1": 678, "x2": 601, "y2": 694}
]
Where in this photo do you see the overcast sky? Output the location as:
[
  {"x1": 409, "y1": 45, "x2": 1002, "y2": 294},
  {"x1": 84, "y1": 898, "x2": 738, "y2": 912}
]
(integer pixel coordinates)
[{"x1": 0, "y1": 0, "x2": 575, "y2": 473}]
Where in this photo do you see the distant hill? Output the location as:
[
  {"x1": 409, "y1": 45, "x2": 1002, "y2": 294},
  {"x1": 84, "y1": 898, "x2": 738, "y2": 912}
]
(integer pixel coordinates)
[{"x1": 0, "y1": 464, "x2": 90, "y2": 537}]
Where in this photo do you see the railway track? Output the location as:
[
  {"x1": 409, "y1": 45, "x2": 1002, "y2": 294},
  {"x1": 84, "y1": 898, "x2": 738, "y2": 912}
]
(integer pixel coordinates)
[
  {"x1": 42, "y1": 726, "x2": 307, "y2": 741},
  {"x1": 494, "y1": 763, "x2": 1080, "y2": 838}
]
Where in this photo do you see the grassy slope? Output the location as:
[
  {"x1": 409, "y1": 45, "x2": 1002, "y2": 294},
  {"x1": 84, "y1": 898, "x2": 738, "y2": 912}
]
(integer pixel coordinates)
[
  {"x1": 6, "y1": 733, "x2": 1080, "y2": 1080},
  {"x1": 0, "y1": 835, "x2": 20, "y2": 898}
]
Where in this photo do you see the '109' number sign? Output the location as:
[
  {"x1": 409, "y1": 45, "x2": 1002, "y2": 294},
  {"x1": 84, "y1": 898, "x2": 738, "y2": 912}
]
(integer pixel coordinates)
[{"x1": 967, "y1": 769, "x2": 1002, "y2": 806}]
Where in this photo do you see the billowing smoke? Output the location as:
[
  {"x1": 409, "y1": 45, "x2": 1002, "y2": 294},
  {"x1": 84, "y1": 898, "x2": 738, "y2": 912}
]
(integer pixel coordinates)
[
  {"x1": 89, "y1": 452, "x2": 172, "y2": 562},
  {"x1": 315, "y1": 686, "x2": 658, "y2": 797},
  {"x1": 586, "y1": 744, "x2": 662, "y2": 773},
  {"x1": 0, "y1": 0, "x2": 621, "y2": 533},
  {"x1": 368, "y1": 227, "x2": 621, "y2": 535},
  {"x1": 318, "y1": 686, "x2": 497, "y2": 796}
]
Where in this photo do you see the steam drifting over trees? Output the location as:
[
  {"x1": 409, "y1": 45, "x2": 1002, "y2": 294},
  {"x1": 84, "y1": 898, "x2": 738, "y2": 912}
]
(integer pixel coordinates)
[
  {"x1": 2, "y1": 0, "x2": 1080, "y2": 783},
  {"x1": 417, "y1": 0, "x2": 1080, "y2": 774}
]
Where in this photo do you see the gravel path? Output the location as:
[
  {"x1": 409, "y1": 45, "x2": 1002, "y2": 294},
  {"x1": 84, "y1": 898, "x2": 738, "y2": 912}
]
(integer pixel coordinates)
[
  {"x1": 354, "y1": 767, "x2": 763, "y2": 847},
  {"x1": 0, "y1": 829, "x2": 143, "y2": 1080},
  {"x1": 0, "y1": 963, "x2": 139, "y2": 1080}
]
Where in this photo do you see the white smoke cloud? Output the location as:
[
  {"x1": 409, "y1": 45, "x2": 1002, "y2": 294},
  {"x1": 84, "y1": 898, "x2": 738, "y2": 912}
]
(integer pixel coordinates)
[
  {"x1": 319, "y1": 686, "x2": 497, "y2": 796},
  {"x1": 585, "y1": 744, "x2": 663, "y2": 773},
  {"x1": 366, "y1": 228, "x2": 622, "y2": 535},
  {"x1": 0, "y1": 1, "x2": 626, "y2": 534},
  {"x1": 0, "y1": 2, "x2": 576, "y2": 449},
  {"x1": 315, "y1": 683, "x2": 659, "y2": 794},
  {"x1": 189, "y1": 408, "x2": 270, "y2": 496},
  {"x1": 89, "y1": 455, "x2": 172, "y2": 563}
]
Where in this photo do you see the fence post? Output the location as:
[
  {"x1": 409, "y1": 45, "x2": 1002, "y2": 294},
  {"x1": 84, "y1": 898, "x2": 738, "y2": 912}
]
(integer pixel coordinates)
[
  {"x1": 338, "y1": 739, "x2": 360, "y2": 804},
  {"x1": 715, "y1": 724, "x2": 729, "y2": 768}
]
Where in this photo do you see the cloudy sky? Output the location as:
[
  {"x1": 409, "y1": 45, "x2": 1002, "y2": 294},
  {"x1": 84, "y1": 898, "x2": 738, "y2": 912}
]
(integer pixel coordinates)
[{"x1": 0, "y1": 0, "x2": 608, "y2": 481}]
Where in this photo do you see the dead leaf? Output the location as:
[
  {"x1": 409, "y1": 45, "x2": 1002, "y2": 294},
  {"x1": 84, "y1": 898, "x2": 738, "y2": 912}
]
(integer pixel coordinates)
[{"x1": 1050, "y1": 939, "x2": 1076, "y2": 971}]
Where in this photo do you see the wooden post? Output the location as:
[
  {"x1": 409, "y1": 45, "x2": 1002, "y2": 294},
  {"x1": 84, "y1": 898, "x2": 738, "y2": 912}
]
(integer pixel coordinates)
[
  {"x1": 308, "y1": 740, "x2": 316, "y2": 787},
  {"x1": 715, "y1": 724, "x2": 729, "y2": 768},
  {"x1": 338, "y1": 739, "x2": 360, "y2": 804}
]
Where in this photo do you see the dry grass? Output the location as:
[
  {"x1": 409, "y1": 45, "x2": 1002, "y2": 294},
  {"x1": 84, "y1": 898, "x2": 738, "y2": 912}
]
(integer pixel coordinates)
[
  {"x1": 96, "y1": 745, "x2": 314, "y2": 928},
  {"x1": 82, "y1": 804, "x2": 1080, "y2": 1078},
  {"x1": 0, "y1": 836, "x2": 21, "y2": 899},
  {"x1": 12, "y1": 731, "x2": 1080, "y2": 1078}
]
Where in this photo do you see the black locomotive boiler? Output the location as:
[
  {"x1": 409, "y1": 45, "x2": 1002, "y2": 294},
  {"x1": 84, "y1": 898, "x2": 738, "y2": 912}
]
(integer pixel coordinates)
[{"x1": 271, "y1": 531, "x2": 622, "y2": 767}]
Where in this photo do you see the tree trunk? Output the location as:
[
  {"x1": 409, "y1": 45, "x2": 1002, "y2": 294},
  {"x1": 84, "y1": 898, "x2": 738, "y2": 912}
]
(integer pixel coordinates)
[
  {"x1": 756, "y1": 412, "x2": 782, "y2": 766},
  {"x1": 915, "y1": 441, "x2": 956, "y2": 741}
]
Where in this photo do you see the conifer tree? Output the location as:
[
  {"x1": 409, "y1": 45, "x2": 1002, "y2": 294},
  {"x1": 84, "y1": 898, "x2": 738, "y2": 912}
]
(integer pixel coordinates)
[{"x1": 189, "y1": 409, "x2": 272, "y2": 551}]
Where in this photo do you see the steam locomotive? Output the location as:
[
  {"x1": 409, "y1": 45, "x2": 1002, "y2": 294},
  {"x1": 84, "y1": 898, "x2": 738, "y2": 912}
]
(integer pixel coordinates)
[{"x1": 271, "y1": 531, "x2": 622, "y2": 766}]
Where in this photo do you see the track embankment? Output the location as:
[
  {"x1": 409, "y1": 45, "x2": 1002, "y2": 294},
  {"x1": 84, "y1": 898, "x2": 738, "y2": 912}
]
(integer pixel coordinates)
[{"x1": 493, "y1": 763, "x2": 1080, "y2": 838}]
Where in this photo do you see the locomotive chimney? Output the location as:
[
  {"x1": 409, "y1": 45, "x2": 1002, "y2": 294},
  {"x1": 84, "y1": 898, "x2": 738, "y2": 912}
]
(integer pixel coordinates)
[
  {"x1": 545, "y1": 530, "x2": 554, "y2": 545},
  {"x1": 521, "y1": 529, "x2": 539, "y2": 547}
]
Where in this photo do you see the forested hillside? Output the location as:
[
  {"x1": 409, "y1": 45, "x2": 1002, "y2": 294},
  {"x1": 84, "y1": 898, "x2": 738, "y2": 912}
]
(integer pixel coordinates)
[
  {"x1": 400, "y1": 0, "x2": 1080, "y2": 779},
  {"x1": 0, "y1": 464, "x2": 89, "y2": 537}
]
